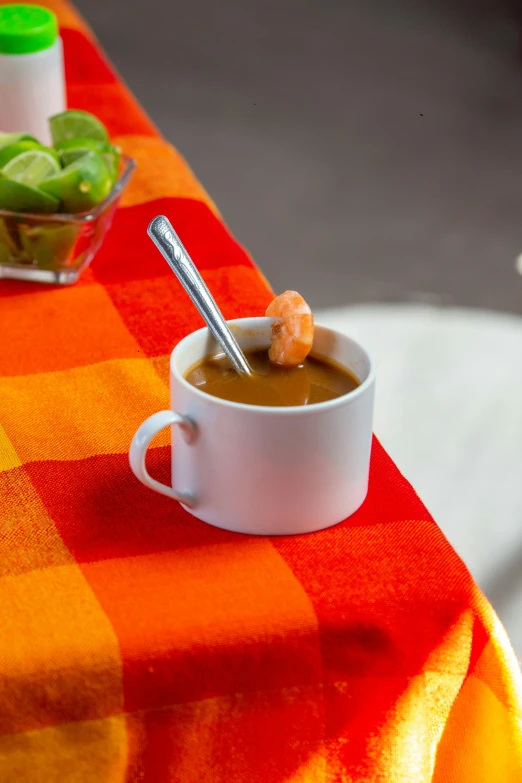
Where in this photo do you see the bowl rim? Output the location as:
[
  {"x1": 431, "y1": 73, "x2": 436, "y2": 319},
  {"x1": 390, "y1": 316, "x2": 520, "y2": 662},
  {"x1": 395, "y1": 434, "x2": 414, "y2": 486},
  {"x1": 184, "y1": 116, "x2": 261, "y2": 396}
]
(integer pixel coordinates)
[{"x1": 0, "y1": 154, "x2": 136, "y2": 224}]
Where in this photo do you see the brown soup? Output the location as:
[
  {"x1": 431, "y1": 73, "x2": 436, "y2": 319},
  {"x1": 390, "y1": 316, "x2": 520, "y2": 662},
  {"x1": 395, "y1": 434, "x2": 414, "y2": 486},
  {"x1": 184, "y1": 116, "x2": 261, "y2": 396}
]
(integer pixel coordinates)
[{"x1": 184, "y1": 349, "x2": 360, "y2": 407}]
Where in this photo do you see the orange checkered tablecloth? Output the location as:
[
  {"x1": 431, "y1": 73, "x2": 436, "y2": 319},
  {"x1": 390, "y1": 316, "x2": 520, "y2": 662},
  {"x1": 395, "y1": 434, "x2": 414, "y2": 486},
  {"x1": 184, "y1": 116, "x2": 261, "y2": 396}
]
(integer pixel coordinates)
[{"x1": 1, "y1": 2, "x2": 521, "y2": 781}]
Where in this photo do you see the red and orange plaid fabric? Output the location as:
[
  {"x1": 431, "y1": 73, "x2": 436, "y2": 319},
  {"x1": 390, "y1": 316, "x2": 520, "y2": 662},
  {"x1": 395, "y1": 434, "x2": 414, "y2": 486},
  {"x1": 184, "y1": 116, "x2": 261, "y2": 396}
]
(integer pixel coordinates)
[{"x1": 1, "y1": 2, "x2": 521, "y2": 780}]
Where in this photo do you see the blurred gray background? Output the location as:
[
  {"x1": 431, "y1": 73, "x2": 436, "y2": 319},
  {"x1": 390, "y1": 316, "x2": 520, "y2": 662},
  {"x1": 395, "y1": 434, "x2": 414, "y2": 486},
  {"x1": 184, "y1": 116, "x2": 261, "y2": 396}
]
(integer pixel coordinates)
[
  {"x1": 75, "y1": 0, "x2": 522, "y2": 312},
  {"x1": 75, "y1": 0, "x2": 522, "y2": 655}
]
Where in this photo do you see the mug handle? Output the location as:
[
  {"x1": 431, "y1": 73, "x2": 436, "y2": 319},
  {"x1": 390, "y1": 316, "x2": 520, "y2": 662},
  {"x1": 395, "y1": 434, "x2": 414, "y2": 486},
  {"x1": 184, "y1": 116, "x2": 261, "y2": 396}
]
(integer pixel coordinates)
[{"x1": 129, "y1": 410, "x2": 196, "y2": 507}]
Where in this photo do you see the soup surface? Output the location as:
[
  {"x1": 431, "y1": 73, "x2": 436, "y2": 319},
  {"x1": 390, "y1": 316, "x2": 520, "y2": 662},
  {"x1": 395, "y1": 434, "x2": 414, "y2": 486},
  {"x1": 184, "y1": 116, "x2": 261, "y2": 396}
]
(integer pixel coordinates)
[{"x1": 184, "y1": 348, "x2": 360, "y2": 407}]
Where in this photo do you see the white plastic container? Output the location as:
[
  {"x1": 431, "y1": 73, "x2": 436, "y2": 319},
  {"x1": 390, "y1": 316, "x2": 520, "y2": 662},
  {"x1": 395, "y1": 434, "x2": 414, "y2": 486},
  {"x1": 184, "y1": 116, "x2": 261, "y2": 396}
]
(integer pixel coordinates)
[{"x1": 0, "y1": 4, "x2": 66, "y2": 145}]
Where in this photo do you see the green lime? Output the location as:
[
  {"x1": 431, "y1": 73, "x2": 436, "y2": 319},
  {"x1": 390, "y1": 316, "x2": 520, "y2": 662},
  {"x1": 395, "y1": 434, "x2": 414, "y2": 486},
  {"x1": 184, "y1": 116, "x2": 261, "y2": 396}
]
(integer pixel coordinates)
[
  {"x1": 0, "y1": 140, "x2": 41, "y2": 168},
  {"x1": 0, "y1": 142, "x2": 60, "y2": 169},
  {"x1": 18, "y1": 222, "x2": 78, "y2": 269},
  {"x1": 0, "y1": 179, "x2": 60, "y2": 213},
  {"x1": 0, "y1": 216, "x2": 19, "y2": 263},
  {"x1": 49, "y1": 110, "x2": 109, "y2": 145},
  {"x1": 39, "y1": 151, "x2": 112, "y2": 213},
  {"x1": 0, "y1": 132, "x2": 39, "y2": 149},
  {"x1": 2, "y1": 149, "x2": 61, "y2": 187},
  {"x1": 56, "y1": 137, "x2": 120, "y2": 185}
]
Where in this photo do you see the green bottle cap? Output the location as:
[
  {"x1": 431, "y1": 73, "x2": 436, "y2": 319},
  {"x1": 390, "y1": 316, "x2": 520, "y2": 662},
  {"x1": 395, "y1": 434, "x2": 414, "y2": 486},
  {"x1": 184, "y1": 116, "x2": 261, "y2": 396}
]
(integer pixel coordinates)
[{"x1": 0, "y1": 4, "x2": 58, "y2": 55}]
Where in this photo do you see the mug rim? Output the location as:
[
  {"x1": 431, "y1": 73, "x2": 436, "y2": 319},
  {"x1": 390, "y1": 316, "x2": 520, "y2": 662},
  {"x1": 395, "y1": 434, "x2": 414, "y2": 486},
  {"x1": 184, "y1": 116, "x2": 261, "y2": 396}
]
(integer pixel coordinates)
[{"x1": 171, "y1": 317, "x2": 376, "y2": 416}]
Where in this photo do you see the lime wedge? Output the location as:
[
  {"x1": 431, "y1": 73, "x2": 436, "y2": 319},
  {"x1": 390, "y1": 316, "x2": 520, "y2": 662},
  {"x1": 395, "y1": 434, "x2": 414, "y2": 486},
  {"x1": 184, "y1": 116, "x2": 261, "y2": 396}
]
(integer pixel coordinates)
[
  {"x1": 0, "y1": 132, "x2": 39, "y2": 149},
  {"x1": 56, "y1": 137, "x2": 120, "y2": 185},
  {"x1": 0, "y1": 216, "x2": 19, "y2": 263},
  {"x1": 0, "y1": 142, "x2": 60, "y2": 169},
  {"x1": 2, "y1": 149, "x2": 61, "y2": 188},
  {"x1": 0, "y1": 216, "x2": 18, "y2": 252},
  {"x1": 0, "y1": 179, "x2": 60, "y2": 213},
  {"x1": 39, "y1": 151, "x2": 112, "y2": 213},
  {"x1": 18, "y1": 223, "x2": 78, "y2": 269},
  {"x1": 0, "y1": 140, "x2": 42, "y2": 168},
  {"x1": 49, "y1": 110, "x2": 109, "y2": 145}
]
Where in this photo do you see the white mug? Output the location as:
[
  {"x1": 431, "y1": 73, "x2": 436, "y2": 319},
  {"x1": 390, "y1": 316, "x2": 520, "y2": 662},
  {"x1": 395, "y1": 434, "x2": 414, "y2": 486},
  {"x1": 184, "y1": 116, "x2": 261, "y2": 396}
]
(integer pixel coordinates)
[{"x1": 129, "y1": 317, "x2": 375, "y2": 536}]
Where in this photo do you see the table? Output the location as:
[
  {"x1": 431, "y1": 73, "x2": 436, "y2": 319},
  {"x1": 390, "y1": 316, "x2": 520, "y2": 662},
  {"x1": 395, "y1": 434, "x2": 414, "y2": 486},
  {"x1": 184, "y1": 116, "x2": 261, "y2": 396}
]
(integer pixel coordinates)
[{"x1": 1, "y1": 2, "x2": 521, "y2": 780}]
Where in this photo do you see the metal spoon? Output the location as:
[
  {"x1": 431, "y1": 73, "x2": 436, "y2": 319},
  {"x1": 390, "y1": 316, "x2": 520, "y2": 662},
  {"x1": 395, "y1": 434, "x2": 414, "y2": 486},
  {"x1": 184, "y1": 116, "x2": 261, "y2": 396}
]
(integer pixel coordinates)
[{"x1": 148, "y1": 215, "x2": 253, "y2": 376}]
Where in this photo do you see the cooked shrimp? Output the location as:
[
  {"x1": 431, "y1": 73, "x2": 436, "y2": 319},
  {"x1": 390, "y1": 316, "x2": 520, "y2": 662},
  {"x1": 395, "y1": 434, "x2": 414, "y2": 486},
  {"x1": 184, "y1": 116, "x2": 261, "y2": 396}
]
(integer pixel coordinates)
[{"x1": 265, "y1": 290, "x2": 314, "y2": 367}]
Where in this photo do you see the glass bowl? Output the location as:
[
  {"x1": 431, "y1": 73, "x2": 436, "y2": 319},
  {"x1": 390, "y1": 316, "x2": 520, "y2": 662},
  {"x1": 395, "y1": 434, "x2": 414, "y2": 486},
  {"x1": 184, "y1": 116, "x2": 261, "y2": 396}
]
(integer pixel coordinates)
[{"x1": 0, "y1": 155, "x2": 136, "y2": 285}]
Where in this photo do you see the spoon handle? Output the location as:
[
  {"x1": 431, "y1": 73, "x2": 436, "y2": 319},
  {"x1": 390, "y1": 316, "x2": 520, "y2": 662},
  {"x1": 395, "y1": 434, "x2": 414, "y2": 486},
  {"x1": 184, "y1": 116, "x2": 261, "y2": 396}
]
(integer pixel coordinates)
[{"x1": 148, "y1": 215, "x2": 253, "y2": 375}]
